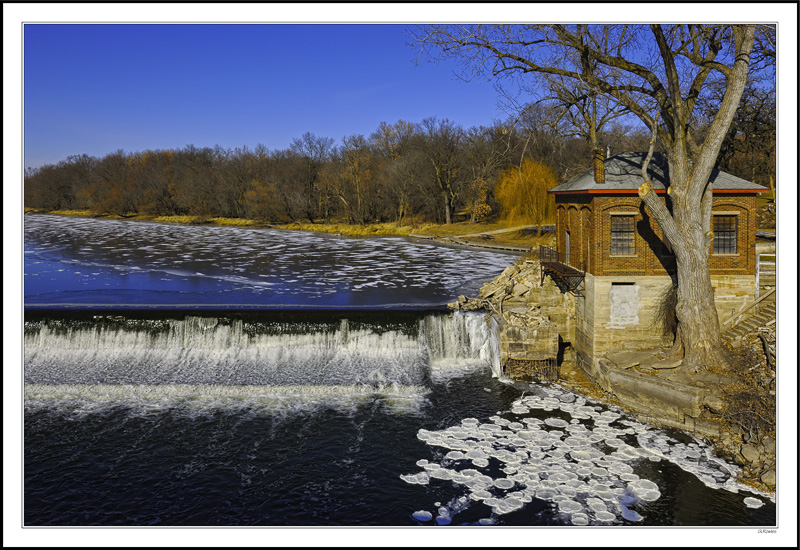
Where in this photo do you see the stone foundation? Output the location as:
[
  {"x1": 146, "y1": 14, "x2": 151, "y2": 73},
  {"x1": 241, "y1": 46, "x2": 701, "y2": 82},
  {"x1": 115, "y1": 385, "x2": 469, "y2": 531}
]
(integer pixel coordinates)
[
  {"x1": 576, "y1": 273, "x2": 757, "y2": 371},
  {"x1": 498, "y1": 321, "x2": 559, "y2": 363},
  {"x1": 575, "y1": 350, "x2": 726, "y2": 438}
]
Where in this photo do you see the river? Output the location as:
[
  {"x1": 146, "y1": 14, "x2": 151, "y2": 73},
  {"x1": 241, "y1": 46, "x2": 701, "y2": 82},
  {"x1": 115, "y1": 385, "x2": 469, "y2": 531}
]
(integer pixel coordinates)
[{"x1": 20, "y1": 214, "x2": 776, "y2": 537}]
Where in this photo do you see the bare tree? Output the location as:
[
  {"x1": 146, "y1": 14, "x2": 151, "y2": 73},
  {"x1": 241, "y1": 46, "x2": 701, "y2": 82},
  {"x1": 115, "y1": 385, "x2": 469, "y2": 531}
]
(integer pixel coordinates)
[
  {"x1": 417, "y1": 117, "x2": 465, "y2": 224},
  {"x1": 370, "y1": 120, "x2": 420, "y2": 225},
  {"x1": 290, "y1": 132, "x2": 335, "y2": 223},
  {"x1": 412, "y1": 24, "x2": 774, "y2": 372},
  {"x1": 461, "y1": 124, "x2": 515, "y2": 223}
]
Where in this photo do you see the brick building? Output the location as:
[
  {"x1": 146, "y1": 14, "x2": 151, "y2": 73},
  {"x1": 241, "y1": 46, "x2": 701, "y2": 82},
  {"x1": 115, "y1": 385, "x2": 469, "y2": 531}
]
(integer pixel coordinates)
[{"x1": 542, "y1": 151, "x2": 768, "y2": 371}]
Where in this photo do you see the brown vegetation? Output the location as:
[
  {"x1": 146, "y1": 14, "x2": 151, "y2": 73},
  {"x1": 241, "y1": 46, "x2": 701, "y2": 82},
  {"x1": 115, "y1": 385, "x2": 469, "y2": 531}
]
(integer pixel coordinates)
[{"x1": 23, "y1": 113, "x2": 693, "y2": 229}]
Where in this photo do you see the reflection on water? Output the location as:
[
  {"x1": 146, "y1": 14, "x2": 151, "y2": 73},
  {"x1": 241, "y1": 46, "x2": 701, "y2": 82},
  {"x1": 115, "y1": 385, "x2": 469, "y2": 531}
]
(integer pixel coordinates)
[{"x1": 24, "y1": 214, "x2": 517, "y2": 309}]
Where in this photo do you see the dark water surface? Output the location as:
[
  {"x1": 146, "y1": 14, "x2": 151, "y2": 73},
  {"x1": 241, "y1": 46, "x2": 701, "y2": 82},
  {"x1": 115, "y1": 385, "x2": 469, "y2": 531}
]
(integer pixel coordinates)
[{"x1": 22, "y1": 215, "x2": 776, "y2": 530}]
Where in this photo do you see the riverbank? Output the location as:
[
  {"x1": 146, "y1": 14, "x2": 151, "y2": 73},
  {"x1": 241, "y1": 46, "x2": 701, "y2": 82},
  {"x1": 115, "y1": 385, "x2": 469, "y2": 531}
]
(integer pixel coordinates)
[{"x1": 451, "y1": 256, "x2": 777, "y2": 496}]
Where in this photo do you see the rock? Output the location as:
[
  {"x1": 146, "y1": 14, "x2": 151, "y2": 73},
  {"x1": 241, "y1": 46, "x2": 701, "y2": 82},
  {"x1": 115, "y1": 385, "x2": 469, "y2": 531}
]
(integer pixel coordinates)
[
  {"x1": 702, "y1": 394, "x2": 726, "y2": 415},
  {"x1": 605, "y1": 350, "x2": 651, "y2": 370},
  {"x1": 650, "y1": 357, "x2": 683, "y2": 370},
  {"x1": 740, "y1": 443, "x2": 760, "y2": 463},
  {"x1": 760, "y1": 469, "x2": 776, "y2": 488},
  {"x1": 597, "y1": 358, "x2": 615, "y2": 372},
  {"x1": 481, "y1": 283, "x2": 502, "y2": 298},
  {"x1": 762, "y1": 436, "x2": 775, "y2": 455},
  {"x1": 512, "y1": 282, "x2": 532, "y2": 297}
]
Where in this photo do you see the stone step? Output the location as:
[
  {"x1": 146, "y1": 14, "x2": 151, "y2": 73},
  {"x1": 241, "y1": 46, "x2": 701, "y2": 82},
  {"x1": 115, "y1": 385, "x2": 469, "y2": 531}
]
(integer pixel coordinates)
[
  {"x1": 725, "y1": 317, "x2": 776, "y2": 340},
  {"x1": 723, "y1": 294, "x2": 776, "y2": 339}
]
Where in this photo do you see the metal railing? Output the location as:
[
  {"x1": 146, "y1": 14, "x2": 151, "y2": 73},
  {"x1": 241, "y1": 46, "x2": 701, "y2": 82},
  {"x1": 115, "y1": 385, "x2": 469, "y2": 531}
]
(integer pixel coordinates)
[
  {"x1": 539, "y1": 245, "x2": 585, "y2": 273},
  {"x1": 722, "y1": 288, "x2": 775, "y2": 328},
  {"x1": 756, "y1": 253, "x2": 776, "y2": 298},
  {"x1": 539, "y1": 245, "x2": 561, "y2": 264}
]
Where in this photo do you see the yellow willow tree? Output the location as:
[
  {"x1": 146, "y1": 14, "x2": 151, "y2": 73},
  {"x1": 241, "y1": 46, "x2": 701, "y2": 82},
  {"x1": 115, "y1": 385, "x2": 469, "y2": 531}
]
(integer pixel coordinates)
[{"x1": 495, "y1": 158, "x2": 558, "y2": 232}]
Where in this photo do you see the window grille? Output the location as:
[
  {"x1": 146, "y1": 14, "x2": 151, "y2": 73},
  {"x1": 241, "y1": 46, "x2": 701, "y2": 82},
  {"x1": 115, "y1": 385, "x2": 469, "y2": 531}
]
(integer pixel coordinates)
[
  {"x1": 713, "y1": 215, "x2": 738, "y2": 254},
  {"x1": 610, "y1": 215, "x2": 635, "y2": 255}
]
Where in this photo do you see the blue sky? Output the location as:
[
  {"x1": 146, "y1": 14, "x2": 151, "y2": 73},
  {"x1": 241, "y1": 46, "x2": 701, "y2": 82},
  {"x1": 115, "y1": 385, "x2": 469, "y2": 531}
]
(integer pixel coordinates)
[{"x1": 23, "y1": 23, "x2": 509, "y2": 169}]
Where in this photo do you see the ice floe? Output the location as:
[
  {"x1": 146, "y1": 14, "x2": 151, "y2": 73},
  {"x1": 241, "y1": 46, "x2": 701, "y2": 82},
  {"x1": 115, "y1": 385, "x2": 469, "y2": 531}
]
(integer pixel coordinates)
[
  {"x1": 743, "y1": 497, "x2": 764, "y2": 509},
  {"x1": 412, "y1": 510, "x2": 433, "y2": 522},
  {"x1": 402, "y1": 384, "x2": 773, "y2": 525}
]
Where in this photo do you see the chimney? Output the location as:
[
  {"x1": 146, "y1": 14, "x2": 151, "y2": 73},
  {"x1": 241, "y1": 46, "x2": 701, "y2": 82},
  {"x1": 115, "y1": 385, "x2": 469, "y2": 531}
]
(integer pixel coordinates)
[{"x1": 593, "y1": 148, "x2": 605, "y2": 184}]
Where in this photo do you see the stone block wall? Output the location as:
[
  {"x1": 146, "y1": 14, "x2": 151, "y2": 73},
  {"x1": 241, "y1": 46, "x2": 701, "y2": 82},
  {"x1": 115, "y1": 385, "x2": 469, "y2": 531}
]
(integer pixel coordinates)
[
  {"x1": 577, "y1": 274, "x2": 673, "y2": 366},
  {"x1": 711, "y1": 274, "x2": 758, "y2": 325},
  {"x1": 498, "y1": 322, "x2": 559, "y2": 363},
  {"x1": 574, "y1": 273, "x2": 757, "y2": 372}
]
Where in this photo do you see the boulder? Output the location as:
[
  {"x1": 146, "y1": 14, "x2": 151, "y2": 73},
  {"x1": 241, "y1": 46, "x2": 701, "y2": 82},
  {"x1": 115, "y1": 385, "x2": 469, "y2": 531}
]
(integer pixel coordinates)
[
  {"x1": 740, "y1": 443, "x2": 760, "y2": 464},
  {"x1": 511, "y1": 282, "x2": 532, "y2": 297},
  {"x1": 701, "y1": 394, "x2": 727, "y2": 415},
  {"x1": 760, "y1": 469, "x2": 776, "y2": 488},
  {"x1": 501, "y1": 265, "x2": 520, "y2": 278}
]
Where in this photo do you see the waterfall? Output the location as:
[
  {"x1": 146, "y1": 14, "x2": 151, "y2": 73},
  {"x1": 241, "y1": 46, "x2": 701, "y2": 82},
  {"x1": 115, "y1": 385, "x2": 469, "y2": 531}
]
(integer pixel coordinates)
[
  {"x1": 24, "y1": 312, "x2": 501, "y2": 394},
  {"x1": 421, "y1": 311, "x2": 503, "y2": 379}
]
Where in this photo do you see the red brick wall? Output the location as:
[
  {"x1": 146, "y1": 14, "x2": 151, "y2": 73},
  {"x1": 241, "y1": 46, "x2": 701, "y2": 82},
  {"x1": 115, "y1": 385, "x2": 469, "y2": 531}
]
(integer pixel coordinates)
[
  {"x1": 554, "y1": 193, "x2": 756, "y2": 277},
  {"x1": 556, "y1": 195, "x2": 592, "y2": 271},
  {"x1": 708, "y1": 195, "x2": 757, "y2": 275}
]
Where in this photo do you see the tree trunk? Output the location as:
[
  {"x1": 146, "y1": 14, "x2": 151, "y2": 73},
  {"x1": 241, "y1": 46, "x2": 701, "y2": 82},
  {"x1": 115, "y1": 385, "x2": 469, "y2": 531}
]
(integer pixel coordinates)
[
  {"x1": 671, "y1": 225, "x2": 732, "y2": 372},
  {"x1": 639, "y1": 155, "x2": 733, "y2": 373},
  {"x1": 444, "y1": 193, "x2": 452, "y2": 224},
  {"x1": 637, "y1": 25, "x2": 755, "y2": 373}
]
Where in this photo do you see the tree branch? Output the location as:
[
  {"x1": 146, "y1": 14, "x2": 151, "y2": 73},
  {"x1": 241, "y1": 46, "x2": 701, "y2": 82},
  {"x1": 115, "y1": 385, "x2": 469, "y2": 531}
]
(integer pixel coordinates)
[{"x1": 638, "y1": 114, "x2": 680, "y2": 246}]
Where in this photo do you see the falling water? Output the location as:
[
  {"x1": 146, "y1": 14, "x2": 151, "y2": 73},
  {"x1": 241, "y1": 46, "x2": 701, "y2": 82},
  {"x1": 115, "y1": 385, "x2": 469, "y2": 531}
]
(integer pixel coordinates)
[{"x1": 24, "y1": 311, "x2": 501, "y2": 407}]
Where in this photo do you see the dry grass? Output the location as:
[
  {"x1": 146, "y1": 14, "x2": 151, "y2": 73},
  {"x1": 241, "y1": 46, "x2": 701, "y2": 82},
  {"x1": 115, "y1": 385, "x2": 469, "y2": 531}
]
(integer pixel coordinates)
[
  {"x1": 411, "y1": 221, "x2": 508, "y2": 237},
  {"x1": 461, "y1": 229, "x2": 555, "y2": 248},
  {"x1": 48, "y1": 209, "x2": 95, "y2": 217},
  {"x1": 275, "y1": 222, "x2": 418, "y2": 237},
  {"x1": 295, "y1": 222, "x2": 558, "y2": 246},
  {"x1": 29, "y1": 210, "x2": 555, "y2": 247},
  {"x1": 209, "y1": 217, "x2": 259, "y2": 227},
  {"x1": 152, "y1": 215, "x2": 199, "y2": 224}
]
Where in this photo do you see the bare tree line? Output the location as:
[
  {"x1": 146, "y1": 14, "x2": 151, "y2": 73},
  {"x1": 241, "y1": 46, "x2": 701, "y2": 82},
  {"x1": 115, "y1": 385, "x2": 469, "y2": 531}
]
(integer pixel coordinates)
[{"x1": 24, "y1": 113, "x2": 654, "y2": 225}]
